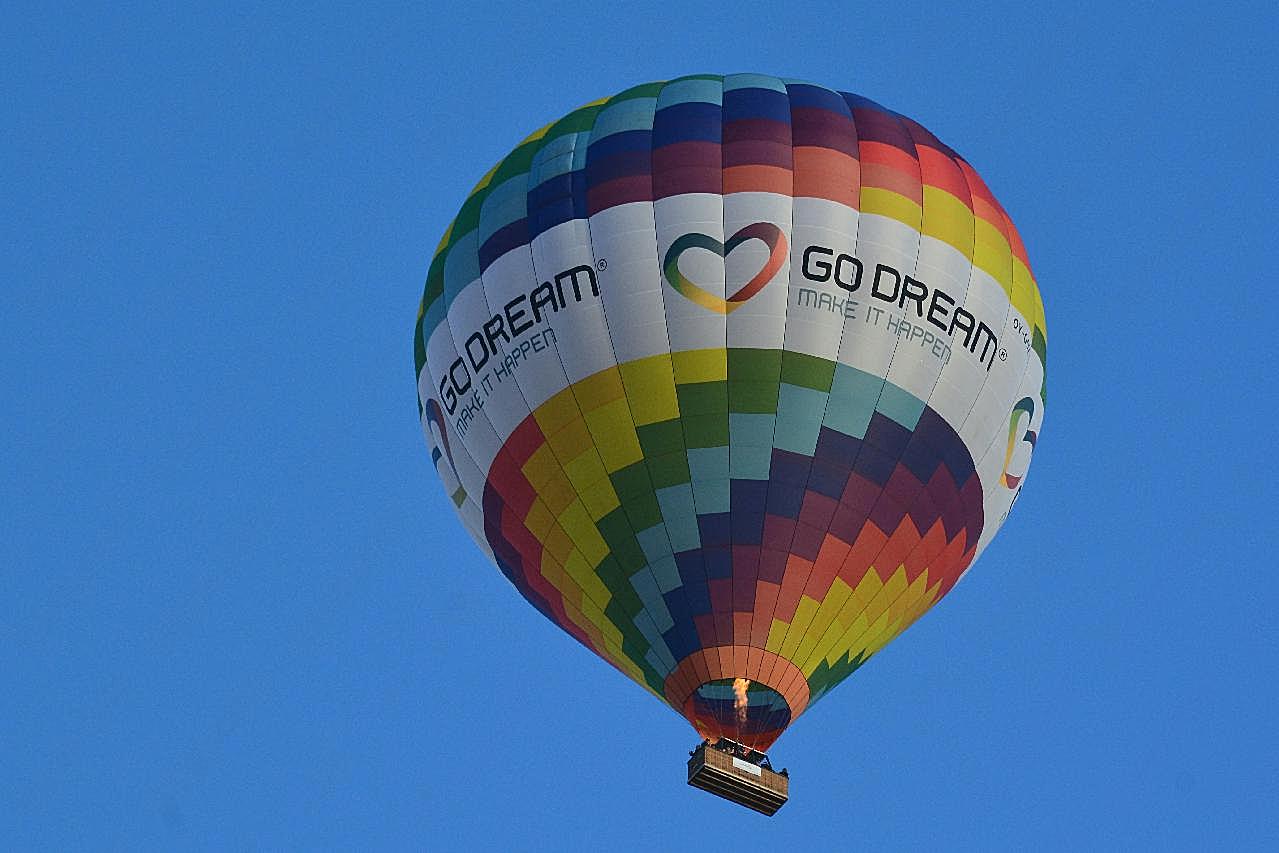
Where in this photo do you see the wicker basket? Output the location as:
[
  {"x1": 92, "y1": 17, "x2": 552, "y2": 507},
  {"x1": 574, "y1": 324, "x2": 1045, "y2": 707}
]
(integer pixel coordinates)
[{"x1": 687, "y1": 741, "x2": 789, "y2": 816}]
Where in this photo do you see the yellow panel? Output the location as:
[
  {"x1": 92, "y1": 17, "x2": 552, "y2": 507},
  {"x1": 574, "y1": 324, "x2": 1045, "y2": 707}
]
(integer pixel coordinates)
[
  {"x1": 805, "y1": 569, "x2": 882, "y2": 669},
  {"x1": 563, "y1": 449, "x2": 608, "y2": 490},
  {"x1": 579, "y1": 476, "x2": 621, "y2": 521},
  {"x1": 558, "y1": 500, "x2": 609, "y2": 565},
  {"x1": 543, "y1": 523, "x2": 575, "y2": 565},
  {"x1": 854, "y1": 568, "x2": 936, "y2": 659},
  {"x1": 563, "y1": 549, "x2": 610, "y2": 606},
  {"x1": 585, "y1": 400, "x2": 644, "y2": 471},
  {"x1": 765, "y1": 618, "x2": 790, "y2": 654},
  {"x1": 1031, "y1": 280, "x2": 1047, "y2": 343},
  {"x1": 522, "y1": 499, "x2": 555, "y2": 539},
  {"x1": 520, "y1": 444, "x2": 561, "y2": 490},
  {"x1": 861, "y1": 187, "x2": 922, "y2": 230},
  {"x1": 539, "y1": 474, "x2": 578, "y2": 516},
  {"x1": 921, "y1": 186, "x2": 976, "y2": 261},
  {"x1": 1011, "y1": 257, "x2": 1038, "y2": 336},
  {"x1": 886, "y1": 571, "x2": 931, "y2": 626},
  {"x1": 780, "y1": 596, "x2": 821, "y2": 658},
  {"x1": 518, "y1": 120, "x2": 556, "y2": 145},
  {"x1": 895, "y1": 578, "x2": 939, "y2": 632},
  {"x1": 619, "y1": 354, "x2": 678, "y2": 426},
  {"x1": 617, "y1": 659, "x2": 645, "y2": 688},
  {"x1": 794, "y1": 579, "x2": 852, "y2": 664},
  {"x1": 572, "y1": 366, "x2": 626, "y2": 411},
  {"x1": 815, "y1": 611, "x2": 869, "y2": 673},
  {"x1": 562, "y1": 597, "x2": 610, "y2": 659},
  {"x1": 557, "y1": 498, "x2": 594, "y2": 541},
  {"x1": 469, "y1": 159, "x2": 504, "y2": 195},
  {"x1": 863, "y1": 612, "x2": 902, "y2": 656},
  {"x1": 547, "y1": 418, "x2": 592, "y2": 459},
  {"x1": 897, "y1": 582, "x2": 944, "y2": 634},
  {"x1": 972, "y1": 218, "x2": 1012, "y2": 293},
  {"x1": 434, "y1": 222, "x2": 455, "y2": 256},
  {"x1": 539, "y1": 554, "x2": 567, "y2": 593},
  {"x1": 672, "y1": 348, "x2": 727, "y2": 384},
  {"x1": 579, "y1": 593, "x2": 623, "y2": 651},
  {"x1": 843, "y1": 608, "x2": 892, "y2": 659},
  {"x1": 534, "y1": 386, "x2": 581, "y2": 437},
  {"x1": 850, "y1": 566, "x2": 884, "y2": 610},
  {"x1": 863, "y1": 566, "x2": 909, "y2": 624}
]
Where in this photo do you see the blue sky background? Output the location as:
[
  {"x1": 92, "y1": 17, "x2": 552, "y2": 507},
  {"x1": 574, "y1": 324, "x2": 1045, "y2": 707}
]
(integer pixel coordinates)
[{"x1": 5, "y1": 2, "x2": 1277, "y2": 849}]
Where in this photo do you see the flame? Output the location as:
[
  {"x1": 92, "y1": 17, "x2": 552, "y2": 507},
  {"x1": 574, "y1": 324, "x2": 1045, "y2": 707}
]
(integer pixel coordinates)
[{"x1": 732, "y1": 677, "x2": 750, "y2": 727}]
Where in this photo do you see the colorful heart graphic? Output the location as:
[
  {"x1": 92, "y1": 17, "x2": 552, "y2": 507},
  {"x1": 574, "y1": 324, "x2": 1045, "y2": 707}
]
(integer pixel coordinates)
[
  {"x1": 663, "y1": 222, "x2": 787, "y2": 314},
  {"x1": 1000, "y1": 396, "x2": 1039, "y2": 489}
]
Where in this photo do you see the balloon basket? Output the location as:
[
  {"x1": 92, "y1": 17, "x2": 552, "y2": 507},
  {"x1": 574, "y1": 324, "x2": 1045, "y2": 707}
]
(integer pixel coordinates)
[{"x1": 686, "y1": 739, "x2": 789, "y2": 816}]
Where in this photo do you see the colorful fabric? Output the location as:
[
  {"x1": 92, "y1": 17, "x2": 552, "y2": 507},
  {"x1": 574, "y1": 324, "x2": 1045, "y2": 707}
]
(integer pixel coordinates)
[{"x1": 415, "y1": 74, "x2": 1046, "y2": 750}]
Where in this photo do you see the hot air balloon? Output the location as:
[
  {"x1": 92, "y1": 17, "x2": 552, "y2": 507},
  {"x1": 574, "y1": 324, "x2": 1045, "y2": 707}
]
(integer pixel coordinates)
[{"x1": 414, "y1": 74, "x2": 1045, "y2": 813}]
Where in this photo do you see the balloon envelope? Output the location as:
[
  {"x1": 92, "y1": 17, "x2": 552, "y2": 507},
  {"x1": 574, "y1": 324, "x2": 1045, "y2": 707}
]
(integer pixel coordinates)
[{"x1": 415, "y1": 74, "x2": 1045, "y2": 750}]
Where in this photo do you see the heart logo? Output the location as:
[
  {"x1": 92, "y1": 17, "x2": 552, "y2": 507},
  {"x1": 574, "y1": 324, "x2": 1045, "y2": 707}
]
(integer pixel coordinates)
[
  {"x1": 663, "y1": 222, "x2": 787, "y2": 314},
  {"x1": 1000, "y1": 396, "x2": 1039, "y2": 489}
]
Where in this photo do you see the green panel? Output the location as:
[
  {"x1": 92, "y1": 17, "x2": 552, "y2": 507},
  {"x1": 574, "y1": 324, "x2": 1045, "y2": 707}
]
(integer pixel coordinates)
[
  {"x1": 806, "y1": 649, "x2": 870, "y2": 699},
  {"x1": 545, "y1": 103, "x2": 604, "y2": 138},
  {"x1": 675, "y1": 380, "x2": 728, "y2": 415},
  {"x1": 413, "y1": 315, "x2": 427, "y2": 380},
  {"x1": 423, "y1": 252, "x2": 447, "y2": 308},
  {"x1": 728, "y1": 347, "x2": 782, "y2": 377},
  {"x1": 727, "y1": 379, "x2": 780, "y2": 413},
  {"x1": 646, "y1": 450, "x2": 691, "y2": 488},
  {"x1": 596, "y1": 508, "x2": 635, "y2": 547},
  {"x1": 621, "y1": 492, "x2": 663, "y2": 530},
  {"x1": 451, "y1": 195, "x2": 485, "y2": 241},
  {"x1": 682, "y1": 413, "x2": 730, "y2": 448},
  {"x1": 612, "y1": 536, "x2": 649, "y2": 573},
  {"x1": 609, "y1": 461, "x2": 652, "y2": 499},
  {"x1": 489, "y1": 139, "x2": 541, "y2": 189},
  {"x1": 636, "y1": 420, "x2": 685, "y2": 456},
  {"x1": 610, "y1": 81, "x2": 666, "y2": 102},
  {"x1": 781, "y1": 350, "x2": 836, "y2": 392}
]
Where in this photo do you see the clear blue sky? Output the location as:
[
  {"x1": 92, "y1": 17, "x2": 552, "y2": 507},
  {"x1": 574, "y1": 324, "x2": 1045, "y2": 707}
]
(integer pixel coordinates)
[{"x1": 5, "y1": 2, "x2": 1276, "y2": 849}]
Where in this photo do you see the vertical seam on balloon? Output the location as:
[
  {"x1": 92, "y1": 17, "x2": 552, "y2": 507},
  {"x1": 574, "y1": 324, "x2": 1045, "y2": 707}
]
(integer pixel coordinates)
[
  {"x1": 430, "y1": 166, "x2": 558, "y2": 607},
  {"x1": 751, "y1": 82, "x2": 864, "y2": 711},
  {"x1": 474, "y1": 149, "x2": 602, "y2": 646},
  {"x1": 761, "y1": 93, "x2": 930, "y2": 709},
  {"x1": 627, "y1": 78, "x2": 703, "y2": 714},
  {"x1": 560, "y1": 82, "x2": 697, "y2": 700},
  {"x1": 800, "y1": 119, "x2": 985, "y2": 687},
  {"x1": 549, "y1": 123, "x2": 685, "y2": 695},
  {"x1": 763, "y1": 73, "x2": 799, "y2": 750},
  {"x1": 698, "y1": 72, "x2": 729, "y2": 692},
  {"x1": 468, "y1": 110, "x2": 636, "y2": 674},
  {"x1": 514, "y1": 116, "x2": 683, "y2": 693},
  {"x1": 947, "y1": 162, "x2": 1030, "y2": 557},
  {"x1": 428, "y1": 241, "x2": 518, "y2": 539},
  {"x1": 417, "y1": 321, "x2": 496, "y2": 553},
  {"x1": 432, "y1": 272, "x2": 591, "y2": 649},
  {"x1": 799, "y1": 119, "x2": 971, "y2": 685},
  {"x1": 954, "y1": 186, "x2": 1040, "y2": 579},
  {"x1": 653, "y1": 75, "x2": 730, "y2": 711},
  {"x1": 724, "y1": 72, "x2": 797, "y2": 750},
  {"x1": 936, "y1": 159, "x2": 1033, "y2": 601},
  {"x1": 607, "y1": 75, "x2": 729, "y2": 716},
  {"x1": 418, "y1": 244, "x2": 493, "y2": 534},
  {"x1": 721, "y1": 75, "x2": 743, "y2": 745},
  {"x1": 734, "y1": 74, "x2": 800, "y2": 748}
]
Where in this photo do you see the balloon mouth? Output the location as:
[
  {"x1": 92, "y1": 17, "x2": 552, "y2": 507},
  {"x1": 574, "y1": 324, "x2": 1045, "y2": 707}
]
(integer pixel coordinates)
[
  {"x1": 663, "y1": 646, "x2": 811, "y2": 751},
  {"x1": 683, "y1": 679, "x2": 792, "y2": 751}
]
